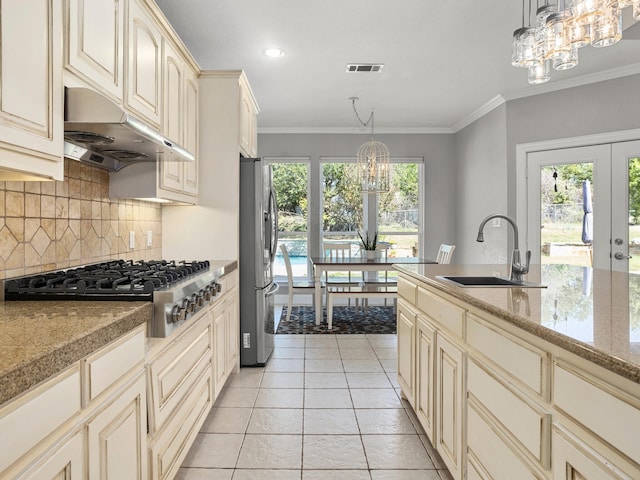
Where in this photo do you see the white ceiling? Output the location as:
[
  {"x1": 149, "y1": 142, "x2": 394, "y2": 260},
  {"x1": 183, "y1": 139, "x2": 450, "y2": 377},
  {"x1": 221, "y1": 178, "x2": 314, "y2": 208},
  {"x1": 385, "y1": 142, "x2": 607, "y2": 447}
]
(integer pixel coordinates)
[{"x1": 155, "y1": 0, "x2": 640, "y2": 133}]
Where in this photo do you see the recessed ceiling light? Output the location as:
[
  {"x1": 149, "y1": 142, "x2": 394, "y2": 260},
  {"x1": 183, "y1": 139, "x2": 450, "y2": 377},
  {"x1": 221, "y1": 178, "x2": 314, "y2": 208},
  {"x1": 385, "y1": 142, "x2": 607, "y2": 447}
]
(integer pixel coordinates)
[{"x1": 264, "y1": 48, "x2": 285, "y2": 58}]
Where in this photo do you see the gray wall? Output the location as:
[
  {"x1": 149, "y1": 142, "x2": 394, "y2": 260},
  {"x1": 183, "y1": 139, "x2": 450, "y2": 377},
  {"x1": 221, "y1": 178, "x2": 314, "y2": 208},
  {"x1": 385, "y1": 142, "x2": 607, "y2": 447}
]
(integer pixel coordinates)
[
  {"x1": 257, "y1": 74, "x2": 640, "y2": 265},
  {"x1": 454, "y1": 104, "x2": 508, "y2": 264},
  {"x1": 506, "y1": 74, "x2": 640, "y2": 219},
  {"x1": 257, "y1": 133, "x2": 456, "y2": 261}
]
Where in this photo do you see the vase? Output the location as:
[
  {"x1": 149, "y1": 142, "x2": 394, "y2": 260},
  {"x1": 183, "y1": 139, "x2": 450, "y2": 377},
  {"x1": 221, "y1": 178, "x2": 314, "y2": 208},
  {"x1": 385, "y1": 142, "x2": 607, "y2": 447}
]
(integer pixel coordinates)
[{"x1": 366, "y1": 250, "x2": 375, "y2": 260}]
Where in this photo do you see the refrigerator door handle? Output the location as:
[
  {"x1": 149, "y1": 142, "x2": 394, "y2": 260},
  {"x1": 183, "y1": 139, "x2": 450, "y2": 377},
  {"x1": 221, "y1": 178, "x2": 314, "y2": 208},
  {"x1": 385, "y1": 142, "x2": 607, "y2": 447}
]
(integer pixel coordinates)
[{"x1": 269, "y1": 188, "x2": 279, "y2": 262}]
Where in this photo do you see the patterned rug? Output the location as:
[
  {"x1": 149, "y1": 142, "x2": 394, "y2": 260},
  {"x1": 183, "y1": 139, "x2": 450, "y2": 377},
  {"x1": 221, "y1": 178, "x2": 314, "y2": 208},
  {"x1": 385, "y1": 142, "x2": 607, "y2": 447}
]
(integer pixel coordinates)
[{"x1": 276, "y1": 305, "x2": 396, "y2": 334}]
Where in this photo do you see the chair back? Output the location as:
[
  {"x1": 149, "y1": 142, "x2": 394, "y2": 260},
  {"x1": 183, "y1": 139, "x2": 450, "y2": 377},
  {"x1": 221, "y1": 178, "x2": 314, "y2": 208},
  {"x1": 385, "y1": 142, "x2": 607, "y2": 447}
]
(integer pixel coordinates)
[
  {"x1": 436, "y1": 244, "x2": 456, "y2": 264},
  {"x1": 279, "y1": 244, "x2": 294, "y2": 288},
  {"x1": 323, "y1": 242, "x2": 352, "y2": 261}
]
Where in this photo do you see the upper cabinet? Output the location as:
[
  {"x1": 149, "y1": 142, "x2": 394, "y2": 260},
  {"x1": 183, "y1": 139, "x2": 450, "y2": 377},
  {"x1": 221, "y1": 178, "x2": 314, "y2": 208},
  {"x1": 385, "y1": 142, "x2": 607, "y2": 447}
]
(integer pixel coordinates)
[
  {"x1": 64, "y1": 0, "x2": 124, "y2": 100},
  {"x1": 238, "y1": 74, "x2": 258, "y2": 158},
  {"x1": 125, "y1": 0, "x2": 162, "y2": 127},
  {"x1": 0, "y1": 0, "x2": 64, "y2": 181},
  {"x1": 159, "y1": 37, "x2": 198, "y2": 199}
]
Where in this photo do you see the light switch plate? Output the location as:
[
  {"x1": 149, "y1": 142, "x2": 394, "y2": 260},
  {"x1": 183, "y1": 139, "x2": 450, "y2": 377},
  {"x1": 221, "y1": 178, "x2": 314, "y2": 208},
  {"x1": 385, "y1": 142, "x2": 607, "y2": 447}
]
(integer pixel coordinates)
[
  {"x1": 129, "y1": 231, "x2": 135, "y2": 249},
  {"x1": 147, "y1": 230, "x2": 153, "y2": 247},
  {"x1": 492, "y1": 218, "x2": 501, "y2": 228}
]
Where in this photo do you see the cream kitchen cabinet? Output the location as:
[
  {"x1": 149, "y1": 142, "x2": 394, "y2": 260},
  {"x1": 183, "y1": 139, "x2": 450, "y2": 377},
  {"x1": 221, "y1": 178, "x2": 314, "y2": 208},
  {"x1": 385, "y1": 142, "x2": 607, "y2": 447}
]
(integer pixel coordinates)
[
  {"x1": 85, "y1": 370, "x2": 147, "y2": 480},
  {"x1": 213, "y1": 272, "x2": 240, "y2": 398},
  {"x1": 147, "y1": 305, "x2": 214, "y2": 480},
  {"x1": 415, "y1": 314, "x2": 436, "y2": 442},
  {"x1": 0, "y1": 325, "x2": 147, "y2": 479},
  {"x1": 435, "y1": 330, "x2": 465, "y2": 480},
  {"x1": 396, "y1": 300, "x2": 416, "y2": 407},
  {"x1": 125, "y1": 0, "x2": 162, "y2": 127},
  {"x1": 212, "y1": 300, "x2": 227, "y2": 398},
  {"x1": 0, "y1": 0, "x2": 64, "y2": 181},
  {"x1": 11, "y1": 430, "x2": 84, "y2": 480},
  {"x1": 224, "y1": 272, "x2": 240, "y2": 377},
  {"x1": 64, "y1": 0, "x2": 124, "y2": 100},
  {"x1": 158, "y1": 37, "x2": 199, "y2": 201},
  {"x1": 397, "y1": 270, "x2": 640, "y2": 480},
  {"x1": 239, "y1": 74, "x2": 258, "y2": 158}
]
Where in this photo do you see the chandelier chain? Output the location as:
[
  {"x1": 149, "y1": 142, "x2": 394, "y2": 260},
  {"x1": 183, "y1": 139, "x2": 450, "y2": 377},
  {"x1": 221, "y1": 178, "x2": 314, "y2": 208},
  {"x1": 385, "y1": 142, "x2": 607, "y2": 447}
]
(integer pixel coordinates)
[{"x1": 351, "y1": 97, "x2": 375, "y2": 135}]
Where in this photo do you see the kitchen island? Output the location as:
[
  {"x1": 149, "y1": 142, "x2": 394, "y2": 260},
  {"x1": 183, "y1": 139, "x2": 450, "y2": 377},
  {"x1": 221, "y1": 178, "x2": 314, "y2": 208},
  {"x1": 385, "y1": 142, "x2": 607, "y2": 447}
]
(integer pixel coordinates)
[{"x1": 394, "y1": 262, "x2": 640, "y2": 480}]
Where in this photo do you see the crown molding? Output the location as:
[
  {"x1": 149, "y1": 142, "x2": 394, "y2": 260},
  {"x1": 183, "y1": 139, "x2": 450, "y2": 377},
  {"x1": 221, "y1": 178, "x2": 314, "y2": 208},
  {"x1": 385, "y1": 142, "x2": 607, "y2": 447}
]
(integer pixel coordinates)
[
  {"x1": 451, "y1": 95, "x2": 506, "y2": 133},
  {"x1": 257, "y1": 126, "x2": 454, "y2": 135},
  {"x1": 257, "y1": 63, "x2": 640, "y2": 136},
  {"x1": 503, "y1": 62, "x2": 640, "y2": 102}
]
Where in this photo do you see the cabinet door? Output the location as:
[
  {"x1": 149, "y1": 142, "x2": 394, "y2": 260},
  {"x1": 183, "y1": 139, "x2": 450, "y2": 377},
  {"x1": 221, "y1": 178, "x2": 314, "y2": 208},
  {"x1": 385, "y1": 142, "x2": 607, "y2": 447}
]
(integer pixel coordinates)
[
  {"x1": 397, "y1": 300, "x2": 415, "y2": 407},
  {"x1": 183, "y1": 64, "x2": 199, "y2": 195},
  {"x1": 65, "y1": 0, "x2": 124, "y2": 99},
  {"x1": 436, "y1": 332, "x2": 464, "y2": 480},
  {"x1": 13, "y1": 431, "x2": 84, "y2": 480},
  {"x1": 238, "y1": 78, "x2": 256, "y2": 157},
  {"x1": 415, "y1": 315, "x2": 436, "y2": 442},
  {"x1": 160, "y1": 39, "x2": 183, "y2": 193},
  {"x1": 0, "y1": 0, "x2": 63, "y2": 180},
  {"x1": 552, "y1": 424, "x2": 637, "y2": 480},
  {"x1": 86, "y1": 371, "x2": 147, "y2": 480},
  {"x1": 125, "y1": 0, "x2": 161, "y2": 126},
  {"x1": 213, "y1": 301, "x2": 227, "y2": 397},
  {"x1": 225, "y1": 287, "x2": 239, "y2": 375}
]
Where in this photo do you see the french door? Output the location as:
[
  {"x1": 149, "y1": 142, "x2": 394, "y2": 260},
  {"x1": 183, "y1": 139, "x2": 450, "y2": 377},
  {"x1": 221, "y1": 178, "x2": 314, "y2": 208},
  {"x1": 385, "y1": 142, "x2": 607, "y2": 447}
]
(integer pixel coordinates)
[{"x1": 527, "y1": 140, "x2": 640, "y2": 274}]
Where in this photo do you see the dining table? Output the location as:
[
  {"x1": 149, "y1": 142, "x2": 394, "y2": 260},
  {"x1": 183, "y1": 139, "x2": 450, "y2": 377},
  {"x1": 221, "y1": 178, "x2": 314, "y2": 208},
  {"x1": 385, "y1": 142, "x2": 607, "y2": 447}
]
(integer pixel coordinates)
[{"x1": 309, "y1": 256, "x2": 437, "y2": 325}]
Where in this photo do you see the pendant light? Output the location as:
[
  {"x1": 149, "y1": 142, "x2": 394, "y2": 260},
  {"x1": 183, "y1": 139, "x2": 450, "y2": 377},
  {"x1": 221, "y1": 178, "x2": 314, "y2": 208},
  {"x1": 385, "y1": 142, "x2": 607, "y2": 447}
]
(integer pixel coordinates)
[
  {"x1": 511, "y1": 0, "x2": 635, "y2": 83},
  {"x1": 351, "y1": 97, "x2": 390, "y2": 193}
]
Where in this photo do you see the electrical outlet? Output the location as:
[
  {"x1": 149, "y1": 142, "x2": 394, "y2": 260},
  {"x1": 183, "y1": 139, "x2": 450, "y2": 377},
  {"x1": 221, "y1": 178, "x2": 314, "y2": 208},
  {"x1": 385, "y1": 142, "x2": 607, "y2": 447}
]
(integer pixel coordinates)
[
  {"x1": 147, "y1": 230, "x2": 153, "y2": 247},
  {"x1": 243, "y1": 333, "x2": 251, "y2": 348},
  {"x1": 129, "y1": 231, "x2": 135, "y2": 249},
  {"x1": 492, "y1": 218, "x2": 501, "y2": 228}
]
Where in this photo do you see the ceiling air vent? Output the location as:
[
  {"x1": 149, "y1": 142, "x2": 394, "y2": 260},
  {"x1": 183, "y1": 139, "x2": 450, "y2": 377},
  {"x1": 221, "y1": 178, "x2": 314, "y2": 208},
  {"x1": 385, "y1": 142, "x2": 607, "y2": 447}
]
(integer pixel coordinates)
[{"x1": 346, "y1": 63, "x2": 384, "y2": 73}]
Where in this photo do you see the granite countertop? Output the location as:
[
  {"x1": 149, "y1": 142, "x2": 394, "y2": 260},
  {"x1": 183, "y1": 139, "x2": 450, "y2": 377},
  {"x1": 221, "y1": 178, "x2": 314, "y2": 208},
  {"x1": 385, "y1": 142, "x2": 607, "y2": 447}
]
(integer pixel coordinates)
[
  {"x1": 0, "y1": 301, "x2": 152, "y2": 406},
  {"x1": 394, "y1": 263, "x2": 640, "y2": 384}
]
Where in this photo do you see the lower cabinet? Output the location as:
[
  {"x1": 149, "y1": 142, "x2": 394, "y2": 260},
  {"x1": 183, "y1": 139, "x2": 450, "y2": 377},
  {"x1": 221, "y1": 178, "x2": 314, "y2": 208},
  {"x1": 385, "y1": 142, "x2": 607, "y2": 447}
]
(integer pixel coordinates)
[
  {"x1": 12, "y1": 430, "x2": 84, "y2": 480},
  {"x1": 213, "y1": 272, "x2": 240, "y2": 398},
  {"x1": 85, "y1": 371, "x2": 147, "y2": 480},
  {"x1": 415, "y1": 315, "x2": 435, "y2": 442},
  {"x1": 397, "y1": 300, "x2": 416, "y2": 407},
  {"x1": 435, "y1": 331, "x2": 464, "y2": 480},
  {"x1": 396, "y1": 272, "x2": 640, "y2": 480},
  {"x1": 0, "y1": 325, "x2": 147, "y2": 479}
]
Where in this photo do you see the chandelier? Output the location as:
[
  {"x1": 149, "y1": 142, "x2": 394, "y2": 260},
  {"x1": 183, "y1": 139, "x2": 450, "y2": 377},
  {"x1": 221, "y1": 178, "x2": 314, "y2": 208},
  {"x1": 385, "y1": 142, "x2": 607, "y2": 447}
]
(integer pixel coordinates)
[
  {"x1": 350, "y1": 97, "x2": 390, "y2": 193},
  {"x1": 512, "y1": 0, "x2": 640, "y2": 85}
]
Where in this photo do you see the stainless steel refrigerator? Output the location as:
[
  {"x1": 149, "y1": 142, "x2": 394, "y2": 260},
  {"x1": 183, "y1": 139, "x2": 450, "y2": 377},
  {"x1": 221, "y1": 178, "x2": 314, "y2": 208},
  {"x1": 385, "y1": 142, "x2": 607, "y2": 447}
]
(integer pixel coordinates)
[{"x1": 239, "y1": 156, "x2": 279, "y2": 366}]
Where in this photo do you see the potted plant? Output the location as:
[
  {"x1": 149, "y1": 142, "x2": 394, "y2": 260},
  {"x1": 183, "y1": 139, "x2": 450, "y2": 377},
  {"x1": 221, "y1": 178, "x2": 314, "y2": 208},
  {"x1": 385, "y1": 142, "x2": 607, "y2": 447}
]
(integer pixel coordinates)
[{"x1": 358, "y1": 231, "x2": 378, "y2": 260}]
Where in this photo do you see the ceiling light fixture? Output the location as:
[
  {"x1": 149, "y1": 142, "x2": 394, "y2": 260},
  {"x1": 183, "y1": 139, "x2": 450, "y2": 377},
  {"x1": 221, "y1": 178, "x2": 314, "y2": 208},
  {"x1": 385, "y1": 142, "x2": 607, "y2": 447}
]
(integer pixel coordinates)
[
  {"x1": 263, "y1": 48, "x2": 285, "y2": 58},
  {"x1": 350, "y1": 97, "x2": 390, "y2": 193},
  {"x1": 512, "y1": 0, "x2": 636, "y2": 85}
]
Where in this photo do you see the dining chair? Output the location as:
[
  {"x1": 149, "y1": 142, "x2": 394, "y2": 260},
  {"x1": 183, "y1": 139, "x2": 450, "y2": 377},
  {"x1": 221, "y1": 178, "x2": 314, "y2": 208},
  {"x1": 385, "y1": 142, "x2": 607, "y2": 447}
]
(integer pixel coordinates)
[
  {"x1": 280, "y1": 244, "x2": 322, "y2": 322},
  {"x1": 436, "y1": 244, "x2": 456, "y2": 264},
  {"x1": 361, "y1": 241, "x2": 396, "y2": 310},
  {"x1": 323, "y1": 242, "x2": 361, "y2": 308}
]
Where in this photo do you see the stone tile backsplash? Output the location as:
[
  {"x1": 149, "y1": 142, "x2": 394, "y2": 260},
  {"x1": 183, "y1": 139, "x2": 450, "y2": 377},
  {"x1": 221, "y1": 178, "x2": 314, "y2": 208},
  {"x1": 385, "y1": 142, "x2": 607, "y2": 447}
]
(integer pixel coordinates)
[{"x1": 0, "y1": 159, "x2": 162, "y2": 279}]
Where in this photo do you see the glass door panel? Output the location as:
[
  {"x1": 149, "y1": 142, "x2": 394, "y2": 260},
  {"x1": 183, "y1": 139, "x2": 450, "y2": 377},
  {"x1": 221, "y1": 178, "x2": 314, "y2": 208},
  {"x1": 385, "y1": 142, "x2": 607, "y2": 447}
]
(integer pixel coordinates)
[
  {"x1": 527, "y1": 145, "x2": 609, "y2": 269},
  {"x1": 272, "y1": 162, "x2": 309, "y2": 279}
]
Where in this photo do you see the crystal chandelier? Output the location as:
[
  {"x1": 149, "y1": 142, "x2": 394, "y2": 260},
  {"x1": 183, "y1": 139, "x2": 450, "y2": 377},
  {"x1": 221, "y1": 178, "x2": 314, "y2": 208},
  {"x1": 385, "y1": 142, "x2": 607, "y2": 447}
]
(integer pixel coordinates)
[
  {"x1": 351, "y1": 97, "x2": 390, "y2": 193},
  {"x1": 512, "y1": 0, "x2": 639, "y2": 85}
]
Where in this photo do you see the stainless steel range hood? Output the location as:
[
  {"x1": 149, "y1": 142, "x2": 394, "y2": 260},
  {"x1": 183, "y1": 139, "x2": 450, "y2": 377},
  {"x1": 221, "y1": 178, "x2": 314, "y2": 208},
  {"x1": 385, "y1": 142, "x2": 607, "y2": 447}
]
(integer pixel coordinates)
[{"x1": 63, "y1": 87, "x2": 194, "y2": 171}]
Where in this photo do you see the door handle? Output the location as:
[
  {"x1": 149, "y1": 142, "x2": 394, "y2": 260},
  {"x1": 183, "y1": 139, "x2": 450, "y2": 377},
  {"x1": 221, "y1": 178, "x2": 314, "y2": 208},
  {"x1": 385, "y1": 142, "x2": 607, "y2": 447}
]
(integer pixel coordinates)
[{"x1": 614, "y1": 252, "x2": 633, "y2": 260}]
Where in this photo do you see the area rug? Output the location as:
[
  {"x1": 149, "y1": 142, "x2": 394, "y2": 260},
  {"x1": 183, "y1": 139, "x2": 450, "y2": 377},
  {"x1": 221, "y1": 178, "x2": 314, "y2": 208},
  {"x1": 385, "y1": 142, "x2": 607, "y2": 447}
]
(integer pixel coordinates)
[{"x1": 276, "y1": 305, "x2": 396, "y2": 334}]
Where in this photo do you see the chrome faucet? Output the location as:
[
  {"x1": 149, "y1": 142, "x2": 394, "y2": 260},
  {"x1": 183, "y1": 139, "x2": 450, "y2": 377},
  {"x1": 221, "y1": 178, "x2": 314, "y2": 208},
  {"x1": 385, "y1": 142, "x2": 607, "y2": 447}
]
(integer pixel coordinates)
[{"x1": 476, "y1": 214, "x2": 531, "y2": 284}]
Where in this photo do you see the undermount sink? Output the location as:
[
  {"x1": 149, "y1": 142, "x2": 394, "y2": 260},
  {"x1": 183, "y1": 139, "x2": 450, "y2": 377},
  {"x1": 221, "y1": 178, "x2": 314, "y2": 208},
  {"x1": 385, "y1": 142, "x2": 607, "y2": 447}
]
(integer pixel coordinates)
[{"x1": 436, "y1": 276, "x2": 546, "y2": 288}]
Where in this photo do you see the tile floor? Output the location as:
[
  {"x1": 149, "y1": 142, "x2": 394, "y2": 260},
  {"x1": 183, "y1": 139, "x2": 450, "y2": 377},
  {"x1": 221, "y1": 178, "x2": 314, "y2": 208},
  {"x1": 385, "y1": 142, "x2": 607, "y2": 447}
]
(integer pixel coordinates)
[{"x1": 177, "y1": 332, "x2": 453, "y2": 480}]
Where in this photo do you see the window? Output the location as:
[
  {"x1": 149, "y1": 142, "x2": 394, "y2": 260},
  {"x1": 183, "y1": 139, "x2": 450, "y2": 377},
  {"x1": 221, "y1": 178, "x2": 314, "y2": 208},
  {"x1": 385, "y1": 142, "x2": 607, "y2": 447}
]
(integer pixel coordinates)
[{"x1": 269, "y1": 156, "x2": 423, "y2": 282}]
